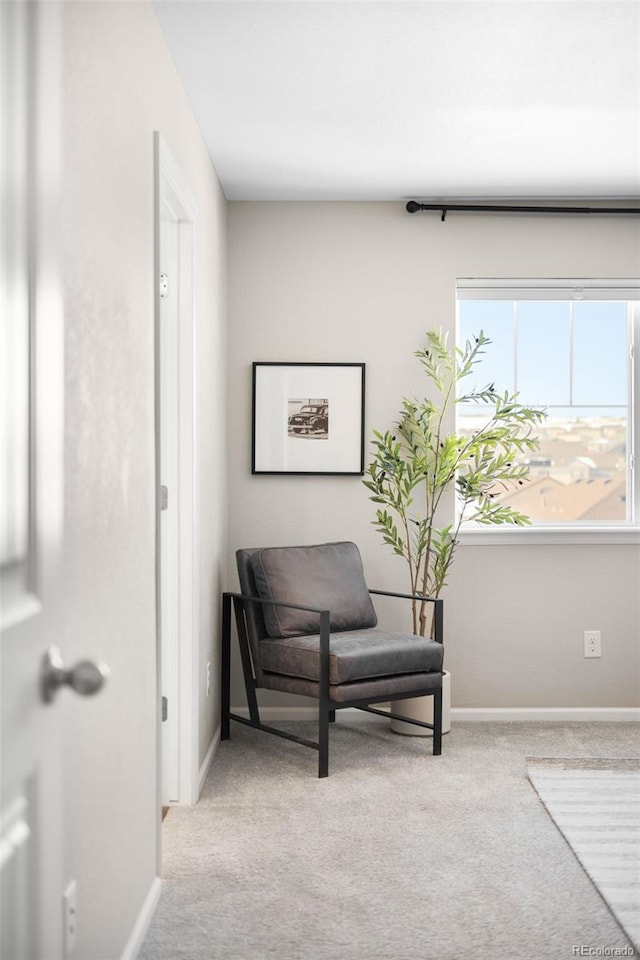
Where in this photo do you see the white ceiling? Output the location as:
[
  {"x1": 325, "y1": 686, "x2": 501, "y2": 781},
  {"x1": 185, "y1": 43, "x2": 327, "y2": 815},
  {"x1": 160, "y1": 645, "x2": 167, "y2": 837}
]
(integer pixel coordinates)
[{"x1": 153, "y1": 0, "x2": 640, "y2": 202}]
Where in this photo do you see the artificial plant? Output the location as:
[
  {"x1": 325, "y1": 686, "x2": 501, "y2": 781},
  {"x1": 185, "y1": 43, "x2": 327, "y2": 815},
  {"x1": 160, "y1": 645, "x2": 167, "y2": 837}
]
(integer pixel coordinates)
[{"x1": 363, "y1": 328, "x2": 546, "y2": 638}]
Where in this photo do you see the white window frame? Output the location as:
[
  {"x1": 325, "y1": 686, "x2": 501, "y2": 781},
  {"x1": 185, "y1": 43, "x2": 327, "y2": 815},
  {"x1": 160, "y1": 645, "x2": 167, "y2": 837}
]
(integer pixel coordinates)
[{"x1": 456, "y1": 279, "x2": 640, "y2": 545}]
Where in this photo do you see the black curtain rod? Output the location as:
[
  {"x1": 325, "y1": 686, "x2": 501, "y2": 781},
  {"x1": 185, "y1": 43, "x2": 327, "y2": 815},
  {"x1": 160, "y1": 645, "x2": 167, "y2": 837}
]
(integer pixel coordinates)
[{"x1": 406, "y1": 200, "x2": 640, "y2": 220}]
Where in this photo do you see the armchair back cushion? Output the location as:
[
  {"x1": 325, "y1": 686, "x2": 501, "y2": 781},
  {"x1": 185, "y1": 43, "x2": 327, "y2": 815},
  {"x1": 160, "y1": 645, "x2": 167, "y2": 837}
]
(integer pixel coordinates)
[{"x1": 250, "y1": 541, "x2": 377, "y2": 639}]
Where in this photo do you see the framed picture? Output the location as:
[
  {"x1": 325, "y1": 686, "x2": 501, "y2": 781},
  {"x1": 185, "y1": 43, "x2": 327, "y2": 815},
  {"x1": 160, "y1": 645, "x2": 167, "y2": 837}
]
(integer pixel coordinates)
[{"x1": 252, "y1": 362, "x2": 365, "y2": 475}]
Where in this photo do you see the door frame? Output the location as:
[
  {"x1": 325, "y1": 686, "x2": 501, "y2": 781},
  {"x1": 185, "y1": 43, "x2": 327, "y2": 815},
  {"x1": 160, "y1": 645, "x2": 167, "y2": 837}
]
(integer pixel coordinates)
[{"x1": 153, "y1": 133, "x2": 199, "y2": 813}]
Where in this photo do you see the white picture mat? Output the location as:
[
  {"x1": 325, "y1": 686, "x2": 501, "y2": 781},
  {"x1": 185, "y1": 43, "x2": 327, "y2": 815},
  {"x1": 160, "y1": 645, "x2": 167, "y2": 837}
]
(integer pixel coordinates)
[{"x1": 253, "y1": 365, "x2": 364, "y2": 473}]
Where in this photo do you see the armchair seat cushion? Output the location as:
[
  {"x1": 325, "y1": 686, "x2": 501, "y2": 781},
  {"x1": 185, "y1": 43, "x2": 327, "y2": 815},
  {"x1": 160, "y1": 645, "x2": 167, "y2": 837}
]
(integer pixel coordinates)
[{"x1": 259, "y1": 629, "x2": 443, "y2": 685}]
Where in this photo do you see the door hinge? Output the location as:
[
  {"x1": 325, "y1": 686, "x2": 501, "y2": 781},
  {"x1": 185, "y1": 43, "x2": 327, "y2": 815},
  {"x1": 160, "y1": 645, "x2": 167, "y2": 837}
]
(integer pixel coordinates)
[
  {"x1": 162, "y1": 696, "x2": 168, "y2": 722},
  {"x1": 159, "y1": 272, "x2": 168, "y2": 300},
  {"x1": 160, "y1": 485, "x2": 168, "y2": 511}
]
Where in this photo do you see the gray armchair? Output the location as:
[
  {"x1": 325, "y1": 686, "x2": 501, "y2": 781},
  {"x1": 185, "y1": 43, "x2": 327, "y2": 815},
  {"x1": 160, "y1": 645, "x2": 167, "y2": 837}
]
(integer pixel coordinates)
[{"x1": 221, "y1": 541, "x2": 444, "y2": 777}]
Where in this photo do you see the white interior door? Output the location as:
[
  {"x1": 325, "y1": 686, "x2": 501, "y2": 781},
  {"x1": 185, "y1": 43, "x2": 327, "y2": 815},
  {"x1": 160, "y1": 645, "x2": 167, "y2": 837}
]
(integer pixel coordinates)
[
  {"x1": 0, "y1": 3, "x2": 64, "y2": 956},
  {"x1": 160, "y1": 215, "x2": 181, "y2": 805}
]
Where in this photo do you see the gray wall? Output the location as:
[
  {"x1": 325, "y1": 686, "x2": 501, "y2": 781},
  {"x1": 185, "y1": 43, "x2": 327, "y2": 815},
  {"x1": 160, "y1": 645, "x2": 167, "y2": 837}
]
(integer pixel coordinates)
[
  {"x1": 63, "y1": 2, "x2": 227, "y2": 957},
  {"x1": 227, "y1": 201, "x2": 639, "y2": 710}
]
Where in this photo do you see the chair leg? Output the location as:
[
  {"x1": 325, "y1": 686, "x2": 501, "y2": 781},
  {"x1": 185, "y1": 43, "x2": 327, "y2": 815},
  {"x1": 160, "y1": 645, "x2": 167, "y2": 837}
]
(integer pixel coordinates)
[
  {"x1": 221, "y1": 593, "x2": 231, "y2": 741},
  {"x1": 233, "y1": 597, "x2": 261, "y2": 727},
  {"x1": 432, "y1": 686, "x2": 443, "y2": 756},
  {"x1": 318, "y1": 611, "x2": 331, "y2": 777},
  {"x1": 318, "y1": 702, "x2": 330, "y2": 778},
  {"x1": 329, "y1": 710, "x2": 336, "y2": 723}
]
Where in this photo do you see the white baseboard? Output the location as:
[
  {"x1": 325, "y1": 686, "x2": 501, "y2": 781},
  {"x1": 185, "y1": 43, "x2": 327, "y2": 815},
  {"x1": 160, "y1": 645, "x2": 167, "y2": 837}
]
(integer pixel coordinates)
[
  {"x1": 120, "y1": 876, "x2": 161, "y2": 960},
  {"x1": 451, "y1": 707, "x2": 640, "y2": 722},
  {"x1": 199, "y1": 729, "x2": 220, "y2": 795},
  {"x1": 231, "y1": 705, "x2": 640, "y2": 723}
]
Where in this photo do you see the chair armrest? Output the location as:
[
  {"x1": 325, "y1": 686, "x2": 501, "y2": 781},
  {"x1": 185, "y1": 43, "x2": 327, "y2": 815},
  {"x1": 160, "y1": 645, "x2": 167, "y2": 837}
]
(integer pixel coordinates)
[
  {"x1": 223, "y1": 590, "x2": 329, "y2": 617},
  {"x1": 223, "y1": 591, "x2": 332, "y2": 696},
  {"x1": 369, "y1": 588, "x2": 439, "y2": 604},
  {"x1": 367, "y1": 589, "x2": 444, "y2": 646}
]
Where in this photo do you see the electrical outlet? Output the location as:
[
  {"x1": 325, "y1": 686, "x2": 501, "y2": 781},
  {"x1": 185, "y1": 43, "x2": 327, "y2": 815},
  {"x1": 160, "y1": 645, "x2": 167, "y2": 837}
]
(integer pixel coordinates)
[
  {"x1": 584, "y1": 630, "x2": 602, "y2": 658},
  {"x1": 206, "y1": 661, "x2": 211, "y2": 698},
  {"x1": 63, "y1": 880, "x2": 77, "y2": 956}
]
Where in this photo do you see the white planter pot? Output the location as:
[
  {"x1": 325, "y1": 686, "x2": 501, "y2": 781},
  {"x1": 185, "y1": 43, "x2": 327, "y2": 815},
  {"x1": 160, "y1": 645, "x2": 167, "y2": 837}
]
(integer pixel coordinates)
[{"x1": 390, "y1": 671, "x2": 451, "y2": 736}]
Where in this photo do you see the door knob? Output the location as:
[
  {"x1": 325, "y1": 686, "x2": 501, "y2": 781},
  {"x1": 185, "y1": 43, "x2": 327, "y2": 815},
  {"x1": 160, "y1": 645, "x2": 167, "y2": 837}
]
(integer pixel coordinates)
[{"x1": 40, "y1": 645, "x2": 109, "y2": 704}]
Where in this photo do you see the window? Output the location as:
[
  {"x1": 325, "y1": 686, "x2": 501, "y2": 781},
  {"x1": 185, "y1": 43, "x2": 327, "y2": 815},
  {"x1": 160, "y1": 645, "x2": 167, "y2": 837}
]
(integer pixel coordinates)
[{"x1": 456, "y1": 280, "x2": 639, "y2": 533}]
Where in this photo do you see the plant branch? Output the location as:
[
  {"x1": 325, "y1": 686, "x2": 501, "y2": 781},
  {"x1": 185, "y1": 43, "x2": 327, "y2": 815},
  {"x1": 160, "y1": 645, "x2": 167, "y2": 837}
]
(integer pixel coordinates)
[{"x1": 364, "y1": 328, "x2": 547, "y2": 636}]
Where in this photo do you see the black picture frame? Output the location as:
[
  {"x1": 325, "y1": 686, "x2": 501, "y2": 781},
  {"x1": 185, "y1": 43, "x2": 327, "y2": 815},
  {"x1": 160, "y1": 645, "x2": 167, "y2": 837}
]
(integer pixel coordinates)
[{"x1": 252, "y1": 362, "x2": 366, "y2": 475}]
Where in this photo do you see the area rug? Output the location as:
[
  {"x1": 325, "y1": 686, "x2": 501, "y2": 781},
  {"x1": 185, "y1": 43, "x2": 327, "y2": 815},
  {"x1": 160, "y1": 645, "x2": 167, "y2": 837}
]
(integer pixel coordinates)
[{"x1": 527, "y1": 757, "x2": 640, "y2": 952}]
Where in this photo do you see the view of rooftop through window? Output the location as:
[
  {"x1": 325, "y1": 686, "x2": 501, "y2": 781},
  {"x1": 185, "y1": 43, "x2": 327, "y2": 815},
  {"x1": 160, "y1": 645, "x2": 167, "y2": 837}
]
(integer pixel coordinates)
[{"x1": 457, "y1": 294, "x2": 633, "y2": 524}]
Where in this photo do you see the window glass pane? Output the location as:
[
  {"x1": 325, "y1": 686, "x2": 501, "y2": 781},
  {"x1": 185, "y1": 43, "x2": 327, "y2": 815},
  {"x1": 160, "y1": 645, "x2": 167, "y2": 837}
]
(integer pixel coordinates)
[
  {"x1": 458, "y1": 300, "x2": 514, "y2": 394},
  {"x1": 456, "y1": 287, "x2": 635, "y2": 527},
  {"x1": 489, "y1": 409, "x2": 627, "y2": 523},
  {"x1": 573, "y1": 301, "x2": 627, "y2": 406},
  {"x1": 517, "y1": 301, "x2": 570, "y2": 405}
]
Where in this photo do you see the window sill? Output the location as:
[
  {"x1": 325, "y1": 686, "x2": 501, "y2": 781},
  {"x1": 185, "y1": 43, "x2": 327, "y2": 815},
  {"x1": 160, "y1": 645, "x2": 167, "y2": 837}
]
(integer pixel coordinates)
[{"x1": 457, "y1": 525, "x2": 640, "y2": 545}]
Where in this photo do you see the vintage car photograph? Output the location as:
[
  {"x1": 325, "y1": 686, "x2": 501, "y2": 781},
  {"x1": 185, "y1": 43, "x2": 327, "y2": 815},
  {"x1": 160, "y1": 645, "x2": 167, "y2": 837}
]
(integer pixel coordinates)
[{"x1": 287, "y1": 399, "x2": 329, "y2": 439}]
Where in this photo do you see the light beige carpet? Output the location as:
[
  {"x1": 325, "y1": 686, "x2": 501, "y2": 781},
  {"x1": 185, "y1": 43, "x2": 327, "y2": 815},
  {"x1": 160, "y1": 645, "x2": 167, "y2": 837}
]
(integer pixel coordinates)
[
  {"x1": 141, "y1": 723, "x2": 639, "y2": 960},
  {"x1": 527, "y1": 757, "x2": 640, "y2": 953}
]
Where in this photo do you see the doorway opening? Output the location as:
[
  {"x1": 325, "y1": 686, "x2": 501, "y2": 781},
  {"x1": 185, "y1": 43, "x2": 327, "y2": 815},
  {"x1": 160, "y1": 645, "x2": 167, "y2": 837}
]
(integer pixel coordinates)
[{"x1": 154, "y1": 134, "x2": 198, "y2": 811}]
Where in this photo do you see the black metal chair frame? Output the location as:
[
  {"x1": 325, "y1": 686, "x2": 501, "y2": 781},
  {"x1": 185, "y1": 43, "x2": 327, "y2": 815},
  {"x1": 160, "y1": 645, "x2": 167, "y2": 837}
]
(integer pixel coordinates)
[{"x1": 221, "y1": 588, "x2": 443, "y2": 777}]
